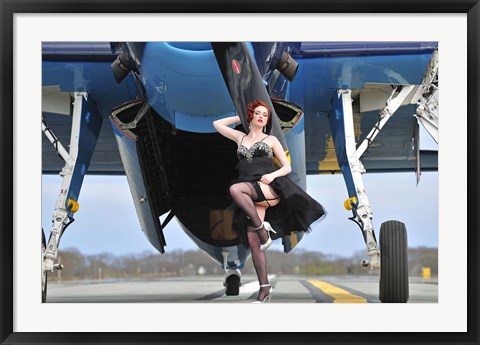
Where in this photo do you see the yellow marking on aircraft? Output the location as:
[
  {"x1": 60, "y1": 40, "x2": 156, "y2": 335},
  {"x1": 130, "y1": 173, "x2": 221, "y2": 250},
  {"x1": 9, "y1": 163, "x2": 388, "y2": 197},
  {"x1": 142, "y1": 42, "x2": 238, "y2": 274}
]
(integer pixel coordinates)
[
  {"x1": 318, "y1": 111, "x2": 362, "y2": 172},
  {"x1": 318, "y1": 135, "x2": 340, "y2": 172},
  {"x1": 289, "y1": 231, "x2": 299, "y2": 248},
  {"x1": 308, "y1": 280, "x2": 367, "y2": 303},
  {"x1": 285, "y1": 150, "x2": 291, "y2": 164}
]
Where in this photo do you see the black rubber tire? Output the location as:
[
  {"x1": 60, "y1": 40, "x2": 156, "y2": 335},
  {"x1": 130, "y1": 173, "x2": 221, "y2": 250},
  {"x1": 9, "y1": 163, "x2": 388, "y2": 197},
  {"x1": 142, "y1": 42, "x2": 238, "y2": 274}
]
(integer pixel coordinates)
[
  {"x1": 379, "y1": 220, "x2": 409, "y2": 303},
  {"x1": 225, "y1": 274, "x2": 240, "y2": 296},
  {"x1": 42, "y1": 229, "x2": 47, "y2": 303}
]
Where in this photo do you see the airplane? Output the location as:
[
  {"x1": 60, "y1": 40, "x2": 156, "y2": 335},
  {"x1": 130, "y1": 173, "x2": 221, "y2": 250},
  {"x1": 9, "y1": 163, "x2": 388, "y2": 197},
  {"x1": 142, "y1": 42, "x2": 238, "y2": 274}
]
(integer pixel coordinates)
[{"x1": 41, "y1": 41, "x2": 439, "y2": 303}]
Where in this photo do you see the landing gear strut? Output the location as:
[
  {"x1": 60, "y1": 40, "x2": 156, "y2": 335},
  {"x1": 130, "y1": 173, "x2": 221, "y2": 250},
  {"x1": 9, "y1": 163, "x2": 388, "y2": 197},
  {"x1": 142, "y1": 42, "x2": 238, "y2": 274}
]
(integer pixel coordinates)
[
  {"x1": 41, "y1": 91, "x2": 102, "y2": 302},
  {"x1": 332, "y1": 88, "x2": 414, "y2": 303}
]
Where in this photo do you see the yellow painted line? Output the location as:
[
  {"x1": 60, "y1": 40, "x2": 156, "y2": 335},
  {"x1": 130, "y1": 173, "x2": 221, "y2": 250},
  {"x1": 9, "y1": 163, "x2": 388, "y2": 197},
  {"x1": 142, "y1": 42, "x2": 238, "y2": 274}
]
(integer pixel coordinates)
[{"x1": 308, "y1": 280, "x2": 367, "y2": 303}]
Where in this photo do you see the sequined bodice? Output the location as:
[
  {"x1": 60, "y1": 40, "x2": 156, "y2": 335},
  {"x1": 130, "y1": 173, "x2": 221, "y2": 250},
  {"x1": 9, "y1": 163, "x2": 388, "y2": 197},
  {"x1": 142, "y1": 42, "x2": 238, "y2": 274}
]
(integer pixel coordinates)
[{"x1": 237, "y1": 141, "x2": 273, "y2": 162}]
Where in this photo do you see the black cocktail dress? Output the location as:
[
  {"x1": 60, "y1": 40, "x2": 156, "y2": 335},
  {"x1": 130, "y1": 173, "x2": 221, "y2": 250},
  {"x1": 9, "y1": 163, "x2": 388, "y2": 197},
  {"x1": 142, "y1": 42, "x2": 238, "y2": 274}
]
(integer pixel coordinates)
[{"x1": 231, "y1": 136, "x2": 327, "y2": 247}]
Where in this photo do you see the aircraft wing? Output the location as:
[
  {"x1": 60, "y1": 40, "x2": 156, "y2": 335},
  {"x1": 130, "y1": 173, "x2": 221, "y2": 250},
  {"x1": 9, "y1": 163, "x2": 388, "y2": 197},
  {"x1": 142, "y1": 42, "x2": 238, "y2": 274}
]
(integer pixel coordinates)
[
  {"x1": 42, "y1": 41, "x2": 438, "y2": 176},
  {"x1": 42, "y1": 42, "x2": 138, "y2": 175},
  {"x1": 304, "y1": 103, "x2": 438, "y2": 175},
  {"x1": 42, "y1": 112, "x2": 124, "y2": 174},
  {"x1": 288, "y1": 42, "x2": 438, "y2": 175}
]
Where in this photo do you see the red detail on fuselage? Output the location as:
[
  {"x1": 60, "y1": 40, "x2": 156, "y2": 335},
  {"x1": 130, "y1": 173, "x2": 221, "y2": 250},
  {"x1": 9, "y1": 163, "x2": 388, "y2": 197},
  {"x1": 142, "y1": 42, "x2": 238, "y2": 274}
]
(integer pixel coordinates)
[{"x1": 232, "y1": 59, "x2": 241, "y2": 74}]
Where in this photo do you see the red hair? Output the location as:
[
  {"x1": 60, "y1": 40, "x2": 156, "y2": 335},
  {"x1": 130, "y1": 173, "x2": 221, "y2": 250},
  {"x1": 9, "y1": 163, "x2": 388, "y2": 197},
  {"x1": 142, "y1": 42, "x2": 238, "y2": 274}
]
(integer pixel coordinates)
[{"x1": 246, "y1": 99, "x2": 271, "y2": 123}]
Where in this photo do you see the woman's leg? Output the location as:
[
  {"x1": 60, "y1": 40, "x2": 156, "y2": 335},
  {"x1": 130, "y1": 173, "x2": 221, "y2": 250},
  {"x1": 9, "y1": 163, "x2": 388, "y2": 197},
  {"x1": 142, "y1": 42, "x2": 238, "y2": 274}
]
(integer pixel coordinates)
[
  {"x1": 229, "y1": 182, "x2": 278, "y2": 245},
  {"x1": 253, "y1": 204, "x2": 270, "y2": 244},
  {"x1": 254, "y1": 182, "x2": 280, "y2": 244},
  {"x1": 247, "y1": 205, "x2": 271, "y2": 301},
  {"x1": 229, "y1": 182, "x2": 262, "y2": 228}
]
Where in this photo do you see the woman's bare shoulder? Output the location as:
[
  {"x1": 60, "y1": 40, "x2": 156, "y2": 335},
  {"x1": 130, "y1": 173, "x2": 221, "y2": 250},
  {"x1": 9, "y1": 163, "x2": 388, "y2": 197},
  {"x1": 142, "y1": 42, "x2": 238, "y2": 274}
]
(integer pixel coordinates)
[{"x1": 266, "y1": 135, "x2": 281, "y2": 146}]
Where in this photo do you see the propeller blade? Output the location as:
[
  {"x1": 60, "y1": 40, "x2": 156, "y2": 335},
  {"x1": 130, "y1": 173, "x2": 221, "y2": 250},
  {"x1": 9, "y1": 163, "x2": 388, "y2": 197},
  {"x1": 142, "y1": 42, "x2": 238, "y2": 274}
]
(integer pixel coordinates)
[
  {"x1": 212, "y1": 42, "x2": 288, "y2": 151},
  {"x1": 212, "y1": 42, "x2": 304, "y2": 252}
]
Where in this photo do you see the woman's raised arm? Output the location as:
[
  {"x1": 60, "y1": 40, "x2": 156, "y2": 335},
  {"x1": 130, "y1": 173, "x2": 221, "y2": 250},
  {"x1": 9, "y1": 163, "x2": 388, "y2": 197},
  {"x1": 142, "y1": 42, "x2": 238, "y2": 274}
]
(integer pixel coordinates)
[{"x1": 213, "y1": 115, "x2": 243, "y2": 143}]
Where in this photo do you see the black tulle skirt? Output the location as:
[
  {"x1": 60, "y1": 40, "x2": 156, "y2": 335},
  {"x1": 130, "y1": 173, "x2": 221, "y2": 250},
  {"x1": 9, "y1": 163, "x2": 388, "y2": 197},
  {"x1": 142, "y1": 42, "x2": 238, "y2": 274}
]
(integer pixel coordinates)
[{"x1": 230, "y1": 156, "x2": 327, "y2": 245}]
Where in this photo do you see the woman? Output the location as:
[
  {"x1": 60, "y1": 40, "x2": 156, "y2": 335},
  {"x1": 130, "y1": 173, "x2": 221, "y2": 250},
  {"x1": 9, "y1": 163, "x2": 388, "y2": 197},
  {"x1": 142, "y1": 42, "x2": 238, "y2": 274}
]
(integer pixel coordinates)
[{"x1": 213, "y1": 99, "x2": 326, "y2": 303}]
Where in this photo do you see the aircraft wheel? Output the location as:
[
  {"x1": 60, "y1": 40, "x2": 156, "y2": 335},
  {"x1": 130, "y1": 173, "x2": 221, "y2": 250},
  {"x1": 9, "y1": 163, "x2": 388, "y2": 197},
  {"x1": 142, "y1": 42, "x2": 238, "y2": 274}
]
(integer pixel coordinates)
[
  {"x1": 225, "y1": 274, "x2": 240, "y2": 296},
  {"x1": 42, "y1": 229, "x2": 48, "y2": 303},
  {"x1": 379, "y1": 220, "x2": 409, "y2": 303}
]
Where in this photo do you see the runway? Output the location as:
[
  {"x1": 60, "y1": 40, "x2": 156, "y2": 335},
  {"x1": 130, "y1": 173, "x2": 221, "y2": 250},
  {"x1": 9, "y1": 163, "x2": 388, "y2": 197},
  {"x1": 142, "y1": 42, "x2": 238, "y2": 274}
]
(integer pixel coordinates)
[{"x1": 46, "y1": 274, "x2": 438, "y2": 303}]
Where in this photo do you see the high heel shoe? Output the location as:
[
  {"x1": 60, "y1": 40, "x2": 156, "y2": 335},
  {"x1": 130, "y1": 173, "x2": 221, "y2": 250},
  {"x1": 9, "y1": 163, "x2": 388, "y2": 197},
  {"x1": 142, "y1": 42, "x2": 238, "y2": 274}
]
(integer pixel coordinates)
[
  {"x1": 252, "y1": 284, "x2": 273, "y2": 303},
  {"x1": 259, "y1": 221, "x2": 276, "y2": 252}
]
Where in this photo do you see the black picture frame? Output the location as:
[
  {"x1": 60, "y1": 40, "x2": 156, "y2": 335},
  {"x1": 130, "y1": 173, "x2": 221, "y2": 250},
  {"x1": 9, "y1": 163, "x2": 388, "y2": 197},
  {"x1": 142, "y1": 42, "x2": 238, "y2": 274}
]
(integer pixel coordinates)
[{"x1": 1, "y1": 1, "x2": 479, "y2": 344}]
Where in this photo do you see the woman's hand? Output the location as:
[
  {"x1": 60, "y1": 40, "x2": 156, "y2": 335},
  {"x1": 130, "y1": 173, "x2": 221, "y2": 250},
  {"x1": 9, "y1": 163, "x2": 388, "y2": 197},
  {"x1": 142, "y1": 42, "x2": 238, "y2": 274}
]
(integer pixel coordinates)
[{"x1": 260, "y1": 173, "x2": 276, "y2": 185}]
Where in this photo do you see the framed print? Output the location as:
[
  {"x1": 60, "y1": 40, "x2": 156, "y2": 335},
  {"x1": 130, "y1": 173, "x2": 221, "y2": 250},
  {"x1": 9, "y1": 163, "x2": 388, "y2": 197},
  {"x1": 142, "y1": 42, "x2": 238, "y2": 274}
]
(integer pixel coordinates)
[{"x1": 1, "y1": 1, "x2": 479, "y2": 344}]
